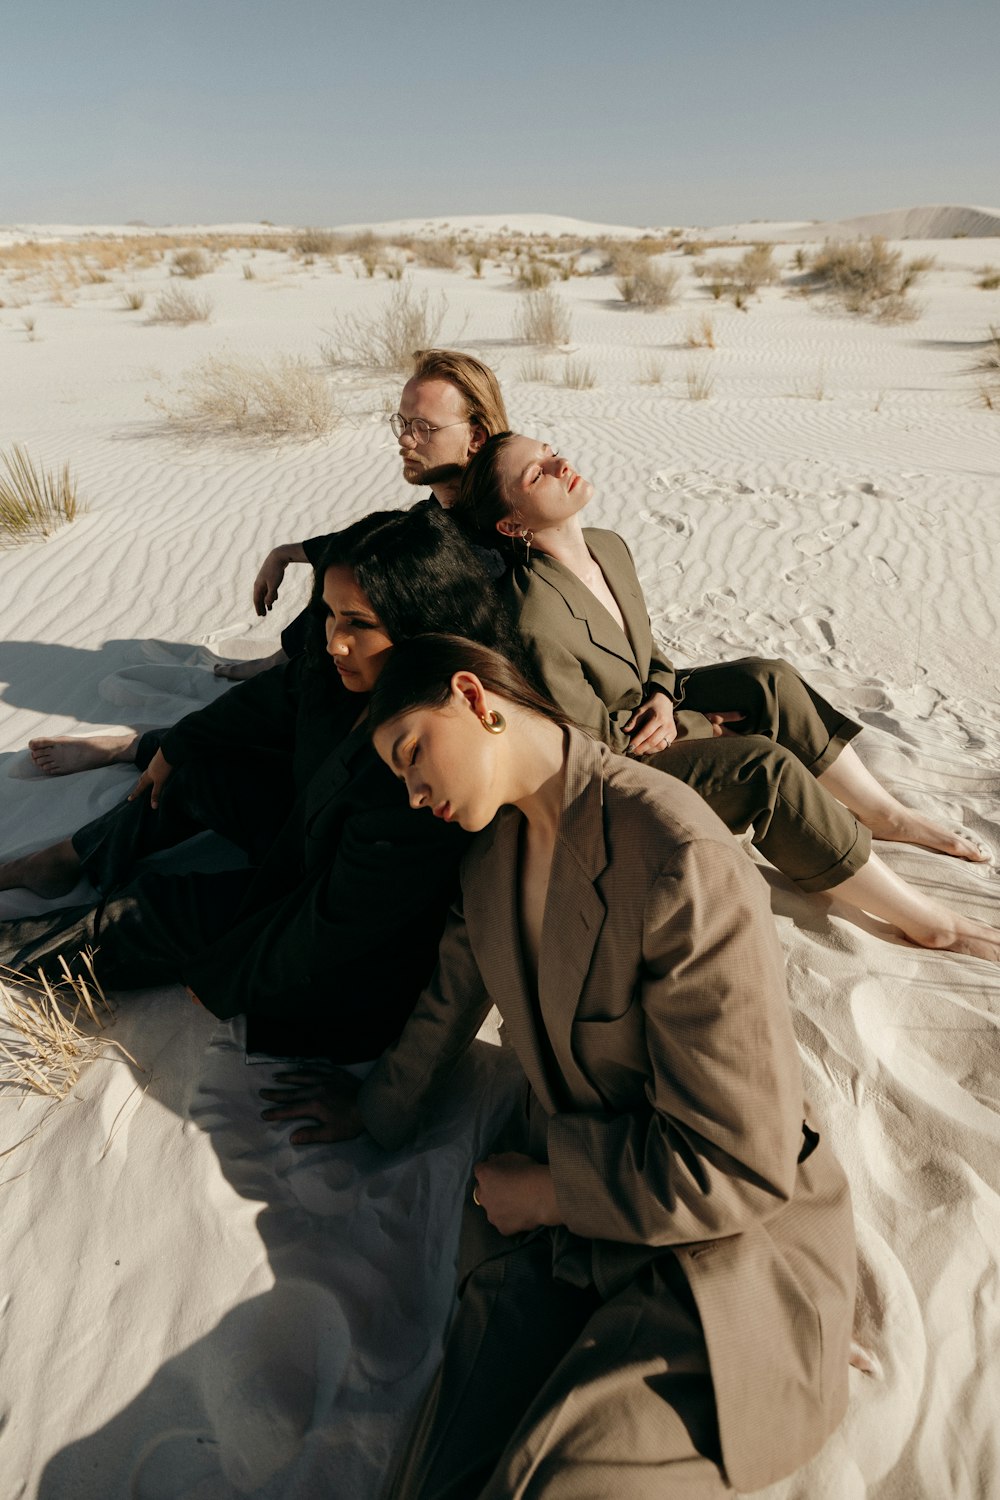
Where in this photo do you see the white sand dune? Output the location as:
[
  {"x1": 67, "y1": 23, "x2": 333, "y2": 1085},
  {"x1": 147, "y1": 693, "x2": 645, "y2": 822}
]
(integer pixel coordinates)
[{"x1": 1, "y1": 221, "x2": 999, "y2": 1497}]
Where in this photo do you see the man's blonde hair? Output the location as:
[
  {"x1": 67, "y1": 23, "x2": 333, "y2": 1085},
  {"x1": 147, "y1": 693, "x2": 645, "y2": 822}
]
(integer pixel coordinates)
[{"x1": 411, "y1": 349, "x2": 509, "y2": 437}]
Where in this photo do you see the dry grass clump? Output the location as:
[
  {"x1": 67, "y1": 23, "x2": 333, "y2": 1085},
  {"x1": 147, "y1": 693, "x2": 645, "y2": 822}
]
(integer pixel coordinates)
[
  {"x1": 171, "y1": 246, "x2": 212, "y2": 279},
  {"x1": 685, "y1": 314, "x2": 716, "y2": 349},
  {"x1": 636, "y1": 357, "x2": 665, "y2": 386},
  {"x1": 323, "y1": 282, "x2": 448, "y2": 372},
  {"x1": 733, "y1": 243, "x2": 779, "y2": 292},
  {"x1": 154, "y1": 355, "x2": 339, "y2": 441},
  {"x1": 560, "y1": 360, "x2": 596, "y2": 389},
  {"x1": 805, "y1": 237, "x2": 928, "y2": 320},
  {"x1": 976, "y1": 266, "x2": 1000, "y2": 291},
  {"x1": 974, "y1": 326, "x2": 1000, "y2": 410},
  {"x1": 294, "y1": 228, "x2": 345, "y2": 258},
  {"x1": 514, "y1": 288, "x2": 572, "y2": 346},
  {"x1": 146, "y1": 286, "x2": 213, "y2": 325},
  {"x1": 0, "y1": 957, "x2": 134, "y2": 1101},
  {"x1": 0, "y1": 445, "x2": 81, "y2": 541},
  {"x1": 412, "y1": 238, "x2": 458, "y2": 270},
  {"x1": 616, "y1": 261, "x2": 680, "y2": 309},
  {"x1": 516, "y1": 259, "x2": 556, "y2": 291},
  {"x1": 122, "y1": 289, "x2": 145, "y2": 310},
  {"x1": 686, "y1": 361, "x2": 715, "y2": 400}
]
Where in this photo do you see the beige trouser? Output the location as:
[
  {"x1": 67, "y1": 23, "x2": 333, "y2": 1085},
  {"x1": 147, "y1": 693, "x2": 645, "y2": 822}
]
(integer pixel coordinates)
[
  {"x1": 655, "y1": 657, "x2": 870, "y2": 892},
  {"x1": 385, "y1": 1210, "x2": 731, "y2": 1500}
]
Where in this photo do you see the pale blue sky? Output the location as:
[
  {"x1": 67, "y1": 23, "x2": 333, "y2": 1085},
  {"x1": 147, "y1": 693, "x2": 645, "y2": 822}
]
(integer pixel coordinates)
[{"x1": 3, "y1": 0, "x2": 997, "y2": 227}]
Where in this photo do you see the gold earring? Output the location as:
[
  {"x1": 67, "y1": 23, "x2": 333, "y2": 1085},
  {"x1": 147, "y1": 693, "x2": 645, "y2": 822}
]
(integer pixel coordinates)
[
  {"x1": 480, "y1": 709, "x2": 506, "y2": 734},
  {"x1": 520, "y1": 529, "x2": 533, "y2": 563}
]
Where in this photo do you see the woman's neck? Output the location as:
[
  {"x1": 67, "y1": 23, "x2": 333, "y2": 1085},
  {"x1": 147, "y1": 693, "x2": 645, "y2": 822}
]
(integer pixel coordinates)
[
  {"x1": 507, "y1": 717, "x2": 567, "y2": 839},
  {"x1": 528, "y1": 515, "x2": 592, "y2": 577}
]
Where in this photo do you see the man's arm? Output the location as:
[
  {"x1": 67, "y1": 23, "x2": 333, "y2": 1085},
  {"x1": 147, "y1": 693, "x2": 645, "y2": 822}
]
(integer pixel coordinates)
[{"x1": 253, "y1": 541, "x2": 311, "y2": 615}]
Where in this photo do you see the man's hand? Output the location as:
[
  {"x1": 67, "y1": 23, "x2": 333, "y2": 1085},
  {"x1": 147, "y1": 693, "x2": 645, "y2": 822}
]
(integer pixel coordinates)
[
  {"x1": 253, "y1": 542, "x2": 308, "y2": 616},
  {"x1": 260, "y1": 1064, "x2": 365, "y2": 1146},
  {"x1": 472, "y1": 1153, "x2": 562, "y2": 1236},
  {"x1": 623, "y1": 691, "x2": 677, "y2": 755},
  {"x1": 128, "y1": 748, "x2": 174, "y2": 809}
]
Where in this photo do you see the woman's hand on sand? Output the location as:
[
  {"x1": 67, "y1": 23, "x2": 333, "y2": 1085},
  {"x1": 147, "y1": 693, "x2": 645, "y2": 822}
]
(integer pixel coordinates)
[
  {"x1": 623, "y1": 691, "x2": 677, "y2": 755},
  {"x1": 260, "y1": 1065, "x2": 364, "y2": 1146},
  {"x1": 128, "y1": 748, "x2": 174, "y2": 809},
  {"x1": 472, "y1": 1153, "x2": 562, "y2": 1236}
]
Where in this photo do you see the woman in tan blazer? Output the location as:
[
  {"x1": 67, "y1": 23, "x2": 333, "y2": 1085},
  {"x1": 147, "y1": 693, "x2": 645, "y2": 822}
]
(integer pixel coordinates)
[
  {"x1": 451, "y1": 433, "x2": 999, "y2": 962},
  {"x1": 266, "y1": 634, "x2": 858, "y2": 1497}
]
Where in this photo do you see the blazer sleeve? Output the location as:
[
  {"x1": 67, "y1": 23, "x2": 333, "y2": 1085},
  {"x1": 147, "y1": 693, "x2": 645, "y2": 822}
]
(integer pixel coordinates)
[
  {"x1": 356, "y1": 892, "x2": 494, "y2": 1150},
  {"x1": 159, "y1": 659, "x2": 300, "y2": 767},
  {"x1": 547, "y1": 836, "x2": 806, "y2": 1246},
  {"x1": 301, "y1": 533, "x2": 333, "y2": 567},
  {"x1": 184, "y1": 796, "x2": 464, "y2": 1023},
  {"x1": 617, "y1": 533, "x2": 677, "y2": 701}
]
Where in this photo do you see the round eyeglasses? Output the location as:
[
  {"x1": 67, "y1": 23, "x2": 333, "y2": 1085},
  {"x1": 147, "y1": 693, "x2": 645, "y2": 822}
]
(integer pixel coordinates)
[{"x1": 389, "y1": 414, "x2": 470, "y2": 445}]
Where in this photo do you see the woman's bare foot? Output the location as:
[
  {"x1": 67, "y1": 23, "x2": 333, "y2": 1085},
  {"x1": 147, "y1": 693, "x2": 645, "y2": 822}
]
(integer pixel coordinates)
[
  {"x1": 908, "y1": 912, "x2": 1000, "y2": 963},
  {"x1": 865, "y1": 807, "x2": 989, "y2": 864},
  {"x1": 0, "y1": 839, "x2": 81, "y2": 897},
  {"x1": 213, "y1": 648, "x2": 288, "y2": 682},
  {"x1": 28, "y1": 733, "x2": 139, "y2": 777},
  {"x1": 833, "y1": 853, "x2": 1000, "y2": 962}
]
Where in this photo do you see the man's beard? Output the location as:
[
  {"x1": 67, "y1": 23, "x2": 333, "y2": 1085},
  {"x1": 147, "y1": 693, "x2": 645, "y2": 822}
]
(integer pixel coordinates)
[{"x1": 403, "y1": 460, "x2": 465, "y2": 488}]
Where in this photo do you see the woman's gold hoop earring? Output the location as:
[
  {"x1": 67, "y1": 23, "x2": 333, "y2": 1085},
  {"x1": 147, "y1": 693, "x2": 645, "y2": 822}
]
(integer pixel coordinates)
[
  {"x1": 520, "y1": 529, "x2": 533, "y2": 564},
  {"x1": 480, "y1": 709, "x2": 506, "y2": 734}
]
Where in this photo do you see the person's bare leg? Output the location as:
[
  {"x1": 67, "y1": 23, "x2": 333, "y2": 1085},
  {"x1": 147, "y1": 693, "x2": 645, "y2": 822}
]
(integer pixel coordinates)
[
  {"x1": 29, "y1": 732, "x2": 139, "y2": 777},
  {"x1": 213, "y1": 647, "x2": 288, "y2": 682},
  {"x1": 832, "y1": 852, "x2": 1000, "y2": 961},
  {"x1": 818, "y1": 744, "x2": 988, "y2": 862},
  {"x1": 0, "y1": 838, "x2": 81, "y2": 898}
]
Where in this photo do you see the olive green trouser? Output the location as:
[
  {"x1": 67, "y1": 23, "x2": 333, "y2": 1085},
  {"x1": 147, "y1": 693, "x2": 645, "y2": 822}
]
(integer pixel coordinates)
[{"x1": 659, "y1": 657, "x2": 870, "y2": 892}]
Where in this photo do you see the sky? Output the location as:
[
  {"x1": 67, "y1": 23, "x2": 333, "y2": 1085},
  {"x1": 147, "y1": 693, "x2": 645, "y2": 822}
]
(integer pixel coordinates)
[{"x1": 3, "y1": 0, "x2": 998, "y2": 229}]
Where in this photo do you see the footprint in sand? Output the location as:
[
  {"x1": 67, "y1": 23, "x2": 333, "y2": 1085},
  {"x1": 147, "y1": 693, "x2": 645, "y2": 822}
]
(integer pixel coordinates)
[
  {"x1": 701, "y1": 588, "x2": 738, "y2": 612},
  {"x1": 900, "y1": 501, "x2": 941, "y2": 530},
  {"x1": 638, "y1": 507, "x2": 693, "y2": 538},
  {"x1": 747, "y1": 511, "x2": 780, "y2": 530},
  {"x1": 791, "y1": 614, "x2": 836, "y2": 650},
  {"x1": 783, "y1": 560, "x2": 822, "y2": 585},
  {"x1": 868, "y1": 556, "x2": 898, "y2": 586},
  {"x1": 793, "y1": 521, "x2": 858, "y2": 558},
  {"x1": 850, "y1": 686, "x2": 893, "y2": 712}
]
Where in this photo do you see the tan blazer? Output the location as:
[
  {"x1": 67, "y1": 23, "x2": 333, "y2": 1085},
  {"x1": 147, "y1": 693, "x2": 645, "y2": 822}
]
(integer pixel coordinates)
[
  {"x1": 360, "y1": 730, "x2": 856, "y2": 1494},
  {"x1": 504, "y1": 528, "x2": 702, "y2": 752}
]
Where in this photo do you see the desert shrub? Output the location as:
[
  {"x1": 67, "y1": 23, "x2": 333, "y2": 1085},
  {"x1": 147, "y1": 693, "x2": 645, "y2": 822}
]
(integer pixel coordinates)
[
  {"x1": 806, "y1": 237, "x2": 928, "y2": 317},
  {"x1": 21, "y1": 315, "x2": 37, "y2": 338},
  {"x1": 518, "y1": 356, "x2": 550, "y2": 382},
  {"x1": 732, "y1": 243, "x2": 779, "y2": 292},
  {"x1": 146, "y1": 287, "x2": 213, "y2": 325},
  {"x1": 685, "y1": 314, "x2": 716, "y2": 349},
  {"x1": 974, "y1": 325, "x2": 1000, "y2": 372},
  {"x1": 0, "y1": 445, "x2": 81, "y2": 540},
  {"x1": 516, "y1": 259, "x2": 555, "y2": 290},
  {"x1": 513, "y1": 287, "x2": 572, "y2": 346},
  {"x1": 616, "y1": 262, "x2": 680, "y2": 309},
  {"x1": 323, "y1": 281, "x2": 447, "y2": 371},
  {"x1": 154, "y1": 355, "x2": 338, "y2": 440},
  {"x1": 685, "y1": 361, "x2": 715, "y2": 400},
  {"x1": 122, "y1": 289, "x2": 145, "y2": 310},
  {"x1": 0, "y1": 960, "x2": 128, "y2": 1101},
  {"x1": 242, "y1": 263, "x2": 256, "y2": 280},
  {"x1": 171, "y1": 247, "x2": 212, "y2": 279},
  {"x1": 414, "y1": 238, "x2": 458, "y2": 270},
  {"x1": 294, "y1": 228, "x2": 344, "y2": 257},
  {"x1": 636, "y1": 357, "x2": 665, "y2": 385},
  {"x1": 975, "y1": 266, "x2": 1000, "y2": 291}
]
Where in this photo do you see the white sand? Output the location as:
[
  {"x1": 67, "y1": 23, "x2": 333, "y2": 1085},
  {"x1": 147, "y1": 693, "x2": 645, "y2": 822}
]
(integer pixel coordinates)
[{"x1": 1, "y1": 212, "x2": 999, "y2": 1497}]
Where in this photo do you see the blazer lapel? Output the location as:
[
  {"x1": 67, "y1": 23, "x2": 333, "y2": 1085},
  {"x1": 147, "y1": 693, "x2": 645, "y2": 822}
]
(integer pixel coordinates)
[
  {"x1": 462, "y1": 809, "x2": 561, "y2": 1116},
  {"x1": 536, "y1": 730, "x2": 611, "y2": 1110},
  {"x1": 528, "y1": 546, "x2": 640, "y2": 672},
  {"x1": 584, "y1": 530, "x2": 654, "y2": 682}
]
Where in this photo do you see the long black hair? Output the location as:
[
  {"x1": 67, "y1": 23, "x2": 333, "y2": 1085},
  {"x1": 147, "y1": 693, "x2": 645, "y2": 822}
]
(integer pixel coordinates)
[{"x1": 306, "y1": 504, "x2": 523, "y2": 667}]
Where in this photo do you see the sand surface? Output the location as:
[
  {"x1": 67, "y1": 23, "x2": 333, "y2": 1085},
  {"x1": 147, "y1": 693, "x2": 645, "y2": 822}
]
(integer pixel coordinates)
[{"x1": 1, "y1": 211, "x2": 999, "y2": 1497}]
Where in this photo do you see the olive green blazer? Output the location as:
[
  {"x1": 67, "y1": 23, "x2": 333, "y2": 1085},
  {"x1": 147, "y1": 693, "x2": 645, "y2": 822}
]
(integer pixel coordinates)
[
  {"x1": 359, "y1": 730, "x2": 855, "y2": 1494},
  {"x1": 503, "y1": 528, "x2": 694, "y2": 752}
]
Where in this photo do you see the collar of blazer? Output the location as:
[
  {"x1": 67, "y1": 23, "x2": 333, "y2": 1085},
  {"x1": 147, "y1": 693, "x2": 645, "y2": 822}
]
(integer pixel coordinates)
[
  {"x1": 517, "y1": 529, "x2": 653, "y2": 679},
  {"x1": 303, "y1": 707, "x2": 380, "y2": 814},
  {"x1": 462, "y1": 727, "x2": 611, "y2": 1114}
]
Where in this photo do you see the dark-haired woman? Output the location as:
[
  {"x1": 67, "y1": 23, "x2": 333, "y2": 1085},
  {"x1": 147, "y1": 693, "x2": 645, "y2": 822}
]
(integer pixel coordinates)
[
  {"x1": 0, "y1": 509, "x2": 513, "y2": 1056},
  {"x1": 267, "y1": 633, "x2": 857, "y2": 1497},
  {"x1": 450, "y1": 433, "x2": 999, "y2": 961}
]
